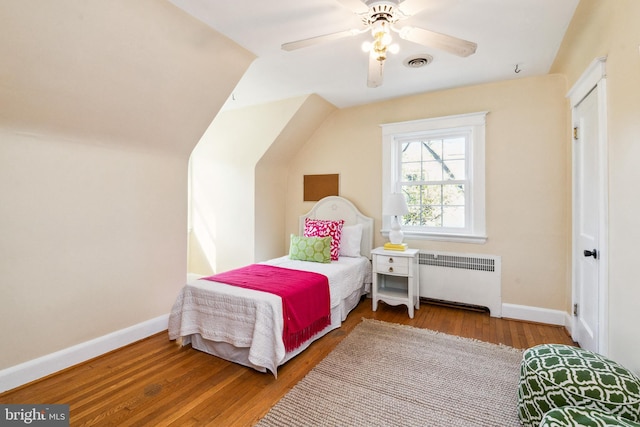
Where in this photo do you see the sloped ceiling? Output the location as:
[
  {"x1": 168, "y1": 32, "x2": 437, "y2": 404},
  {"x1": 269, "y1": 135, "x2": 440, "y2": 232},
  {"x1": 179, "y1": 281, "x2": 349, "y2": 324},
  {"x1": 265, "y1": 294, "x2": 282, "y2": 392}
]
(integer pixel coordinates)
[{"x1": 0, "y1": 0, "x2": 254, "y2": 153}]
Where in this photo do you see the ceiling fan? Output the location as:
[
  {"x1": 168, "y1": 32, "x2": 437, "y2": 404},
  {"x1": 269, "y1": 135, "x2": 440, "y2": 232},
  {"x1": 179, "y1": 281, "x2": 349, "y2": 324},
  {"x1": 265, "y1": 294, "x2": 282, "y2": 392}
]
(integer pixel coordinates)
[{"x1": 281, "y1": 0, "x2": 477, "y2": 88}]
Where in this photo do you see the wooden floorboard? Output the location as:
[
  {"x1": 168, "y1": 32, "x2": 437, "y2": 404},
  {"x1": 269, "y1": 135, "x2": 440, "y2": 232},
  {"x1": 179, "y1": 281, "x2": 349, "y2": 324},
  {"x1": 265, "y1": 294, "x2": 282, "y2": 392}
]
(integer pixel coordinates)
[{"x1": 0, "y1": 299, "x2": 577, "y2": 426}]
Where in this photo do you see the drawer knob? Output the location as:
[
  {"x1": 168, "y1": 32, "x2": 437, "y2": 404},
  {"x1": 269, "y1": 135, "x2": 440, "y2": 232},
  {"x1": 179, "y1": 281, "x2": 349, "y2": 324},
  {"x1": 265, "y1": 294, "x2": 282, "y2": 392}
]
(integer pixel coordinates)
[
  {"x1": 388, "y1": 267, "x2": 394, "y2": 273},
  {"x1": 388, "y1": 257, "x2": 394, "y2": 263}
]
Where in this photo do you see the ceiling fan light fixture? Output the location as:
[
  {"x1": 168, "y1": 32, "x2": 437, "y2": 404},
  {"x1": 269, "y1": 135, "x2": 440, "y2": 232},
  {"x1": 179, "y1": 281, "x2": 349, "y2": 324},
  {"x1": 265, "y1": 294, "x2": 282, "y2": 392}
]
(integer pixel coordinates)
[
  {"x1": 381, "y1": 32, "x2": 392, "y2": 46},
  {"x1": 368, "y1": 20, "x2": 393, "y2": 61},
  {"x1": 364, "y1": 1, "x2": 401, "y2": 26},
  {"x1": 283, "y1": 0, "x2": 477, "y2": 89},
  {"x1": 371, "y1": 20, "x2": 392, "y2": 44}
]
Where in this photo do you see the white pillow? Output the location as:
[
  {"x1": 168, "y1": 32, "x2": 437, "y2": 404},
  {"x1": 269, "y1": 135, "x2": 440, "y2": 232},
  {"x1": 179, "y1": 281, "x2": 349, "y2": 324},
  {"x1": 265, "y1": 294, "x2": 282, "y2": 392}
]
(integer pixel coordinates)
[{"x1": 339, "y1": 224, "x2": 363, "y2": 257}]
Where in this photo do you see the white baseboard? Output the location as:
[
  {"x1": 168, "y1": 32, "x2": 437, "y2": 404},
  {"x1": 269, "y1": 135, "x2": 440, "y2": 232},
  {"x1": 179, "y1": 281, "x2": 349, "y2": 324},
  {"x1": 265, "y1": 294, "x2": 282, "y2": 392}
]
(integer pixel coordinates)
[
  {"x1": 0, "y1": 314, "x2": 169, "y2": 393},
  {"x1": 563, "y1": 312, "x2": 574, "y2": 336},
  {"x1": 501, "y1": 303, "x2": 569, "y2": 326}
]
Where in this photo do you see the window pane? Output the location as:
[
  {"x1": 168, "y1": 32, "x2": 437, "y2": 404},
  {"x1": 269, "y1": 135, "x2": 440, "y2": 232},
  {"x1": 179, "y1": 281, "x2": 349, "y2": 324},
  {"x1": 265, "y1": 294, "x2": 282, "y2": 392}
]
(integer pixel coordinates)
[
  {"x1": 443, "y1": 137, "x2": 465, "y2": 160},
  {"x1": 423, "y1": 160, "x2": 442, "y2": 181},
  {"x1": 401, "y1": 141, "x2": 421, "y2": 162},
  {"x1": 442, "y1": 206, "x2": 465, "y2": 228},
  {"x1": 422, "y1": 185, "x2": 443, "y2": 205},
  {"x1": 423, "y1": 205, "x2": 442, "y2": 227},
  {"x1": 444, "y1": 159, "x2": 465, "y2": 180},
  {"x1": 405, "y1": 205, "x2": 421, "y2": 226},
  {"x1": 442, "y1": 137, "x2": 466, "y2": 180},
  {"x1": 422, "y1": 140, "x2": 444, "y2": 181},
  {"x1": 442, "y1": 184, "x2": 465, "y2": 206},
  {"x1": 404, "y1": 185, "x2": 420, "y2": 204},
  {"x1": 422, "y1": 139, "x2": 442, "y2": 161},
  {"x1": 401, "y1": 161, "x2": 423, "y2": 181}
]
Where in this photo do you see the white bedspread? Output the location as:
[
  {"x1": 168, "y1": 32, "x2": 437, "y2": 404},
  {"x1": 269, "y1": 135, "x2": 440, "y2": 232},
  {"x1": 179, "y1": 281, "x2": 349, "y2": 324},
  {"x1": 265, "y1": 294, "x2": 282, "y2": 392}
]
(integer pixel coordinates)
[{"x1": 168, "y1": 256, "x2": 371, "y2": 375}]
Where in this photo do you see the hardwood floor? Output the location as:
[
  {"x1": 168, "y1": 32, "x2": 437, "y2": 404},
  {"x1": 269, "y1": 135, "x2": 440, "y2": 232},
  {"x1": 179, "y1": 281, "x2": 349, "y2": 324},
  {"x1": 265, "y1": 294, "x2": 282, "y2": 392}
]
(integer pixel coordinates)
[{"x1": 0, "y1": 299, "x2": 577, "y2": 426}]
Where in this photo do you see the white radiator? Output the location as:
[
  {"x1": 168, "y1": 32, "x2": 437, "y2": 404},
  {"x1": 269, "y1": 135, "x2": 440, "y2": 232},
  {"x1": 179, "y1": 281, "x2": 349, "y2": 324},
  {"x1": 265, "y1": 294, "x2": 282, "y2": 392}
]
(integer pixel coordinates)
[{"x1": 418, "y1": 251, "x2": 502, "y2": 317}]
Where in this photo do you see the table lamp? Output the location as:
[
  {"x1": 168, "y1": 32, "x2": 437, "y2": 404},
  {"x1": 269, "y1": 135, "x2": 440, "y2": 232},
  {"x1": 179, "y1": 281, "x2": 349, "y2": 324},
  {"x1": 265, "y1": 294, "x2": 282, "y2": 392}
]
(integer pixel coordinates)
[{"x1": 384, "y1": 193, "x2": 409, "y2": 245}]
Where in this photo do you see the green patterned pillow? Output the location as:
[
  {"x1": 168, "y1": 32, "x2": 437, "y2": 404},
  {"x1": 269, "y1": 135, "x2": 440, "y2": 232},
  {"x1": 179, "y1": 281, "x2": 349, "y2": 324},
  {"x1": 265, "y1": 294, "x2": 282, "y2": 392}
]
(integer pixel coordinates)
[{"x1": 289, "y1": 234, "x2": 331, "y2": 263}]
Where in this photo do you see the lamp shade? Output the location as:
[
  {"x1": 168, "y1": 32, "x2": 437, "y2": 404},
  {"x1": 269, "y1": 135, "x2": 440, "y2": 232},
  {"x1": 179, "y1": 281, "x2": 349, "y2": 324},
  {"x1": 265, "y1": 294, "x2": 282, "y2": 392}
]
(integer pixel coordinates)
[{"x1": 384, "y1": 193, "x2": 409, "y2": 216}]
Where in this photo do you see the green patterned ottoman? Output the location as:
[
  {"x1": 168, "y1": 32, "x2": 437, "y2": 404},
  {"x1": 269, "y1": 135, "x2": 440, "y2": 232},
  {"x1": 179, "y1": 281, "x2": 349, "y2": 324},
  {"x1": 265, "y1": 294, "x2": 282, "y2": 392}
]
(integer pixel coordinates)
[
  {"x1": 517, "y1": 344, "x2": 640, "y2": 427},
  {"x1": 540, "y1": 406, "x2": 640, "y2": 427}
]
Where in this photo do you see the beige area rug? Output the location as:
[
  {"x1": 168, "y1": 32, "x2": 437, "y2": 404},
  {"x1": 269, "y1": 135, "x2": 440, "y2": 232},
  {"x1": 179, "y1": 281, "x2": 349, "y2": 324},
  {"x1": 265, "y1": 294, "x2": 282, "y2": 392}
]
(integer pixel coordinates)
[{"x1": 256, "y1": 318, "x2": 524, "y2": 427}]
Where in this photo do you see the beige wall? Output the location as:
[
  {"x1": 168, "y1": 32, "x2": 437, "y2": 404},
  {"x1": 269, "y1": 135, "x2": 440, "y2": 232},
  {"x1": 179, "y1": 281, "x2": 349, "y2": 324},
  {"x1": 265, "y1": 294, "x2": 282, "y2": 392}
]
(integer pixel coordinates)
[
  {"x1": 0, "y1": 0, "x2": 253, "y2": 370},
  {"x1": 552, "y1": 0, "x2": 640, "y2": 373},
  {"x1": 0, "y1": 132, "x2": 188, "y2": 367},
  {"x1": 189, "y1": 95, "x2": 335, "y2": 275},
  {"x1": 255, "y1": 95, "x2": 336, "y2": 262},
  {"x1": 286, "y1": 75, "x2": 570, "y2": 312}
]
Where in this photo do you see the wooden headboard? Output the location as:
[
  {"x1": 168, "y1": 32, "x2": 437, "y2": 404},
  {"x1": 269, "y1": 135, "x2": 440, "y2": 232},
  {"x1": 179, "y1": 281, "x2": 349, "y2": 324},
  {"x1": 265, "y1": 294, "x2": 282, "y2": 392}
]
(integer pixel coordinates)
[{"x1": 299, "y1": 196, "x2": 374, "y2": 259}]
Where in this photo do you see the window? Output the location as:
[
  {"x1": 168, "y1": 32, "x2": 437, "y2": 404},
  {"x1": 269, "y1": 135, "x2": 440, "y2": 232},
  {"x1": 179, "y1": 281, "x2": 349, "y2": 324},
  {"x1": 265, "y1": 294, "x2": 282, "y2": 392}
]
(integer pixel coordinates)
[
  {"x1": 400, "y1": 133, "x2": 468, "y2": 228},
  {"x1": 381, "y1": 112, "x2": 487, "y2": 243}
]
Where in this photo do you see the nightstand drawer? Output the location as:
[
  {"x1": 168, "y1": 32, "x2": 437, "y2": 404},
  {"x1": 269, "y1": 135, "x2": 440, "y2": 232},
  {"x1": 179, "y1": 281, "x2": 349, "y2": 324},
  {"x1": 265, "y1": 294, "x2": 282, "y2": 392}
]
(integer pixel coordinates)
[{"x1": 376, "y1": 256, "x2": 409, "y2": 275}]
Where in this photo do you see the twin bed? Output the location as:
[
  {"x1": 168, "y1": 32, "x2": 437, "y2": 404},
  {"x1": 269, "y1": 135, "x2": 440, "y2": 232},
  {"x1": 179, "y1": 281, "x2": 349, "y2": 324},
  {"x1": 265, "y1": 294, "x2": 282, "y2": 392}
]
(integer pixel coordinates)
[{"x1": 168, "y1": 196, "x2": 373, "y2": 376}]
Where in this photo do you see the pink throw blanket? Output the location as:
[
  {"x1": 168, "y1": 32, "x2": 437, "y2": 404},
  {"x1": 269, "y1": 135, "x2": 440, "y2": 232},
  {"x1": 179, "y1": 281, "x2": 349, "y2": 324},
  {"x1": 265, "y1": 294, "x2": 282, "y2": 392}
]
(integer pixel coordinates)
[{"x1": 202, "y1": 264, "x2": 331, "y2": 352}]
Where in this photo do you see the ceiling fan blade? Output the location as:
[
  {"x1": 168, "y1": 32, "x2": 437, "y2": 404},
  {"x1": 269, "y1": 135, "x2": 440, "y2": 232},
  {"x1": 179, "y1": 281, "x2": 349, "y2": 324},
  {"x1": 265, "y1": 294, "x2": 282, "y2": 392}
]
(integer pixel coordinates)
[
  {"x1": 399, "y1": 26, "x2": 477, "y2": 57},
  {"x1": 396, "y1": 0, "x2": 431, "y2": 16},
  {"x1": 281, "y1": 29, "x2": 358, "y2": 51},
  {"x1": 367, "y1": 51, "x2": 384, "y2": 88},
  {"x1": 337, "y1": 0, "x2": 369, "y2": 14}
]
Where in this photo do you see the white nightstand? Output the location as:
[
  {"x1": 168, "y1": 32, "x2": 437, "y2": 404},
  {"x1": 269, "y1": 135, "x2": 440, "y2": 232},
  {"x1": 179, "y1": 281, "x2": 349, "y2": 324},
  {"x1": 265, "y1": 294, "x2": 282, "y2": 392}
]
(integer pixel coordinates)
[{"x1": 371, "y1": 247, "x2": 420, "y2": 318}]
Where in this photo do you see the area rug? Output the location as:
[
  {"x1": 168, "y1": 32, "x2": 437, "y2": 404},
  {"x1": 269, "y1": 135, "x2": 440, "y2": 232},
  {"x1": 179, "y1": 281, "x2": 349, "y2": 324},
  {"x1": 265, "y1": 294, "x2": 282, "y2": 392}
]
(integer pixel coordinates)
[{"x1": 256, "y1": 318, "x2": 524, "y2": 427}]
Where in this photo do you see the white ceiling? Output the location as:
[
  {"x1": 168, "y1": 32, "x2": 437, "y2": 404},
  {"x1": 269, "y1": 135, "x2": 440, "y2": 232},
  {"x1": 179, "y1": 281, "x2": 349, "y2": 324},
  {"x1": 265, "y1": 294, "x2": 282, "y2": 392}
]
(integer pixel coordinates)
[{"x1": 168, "y1": 0, "x2": 579, "y2": 111}]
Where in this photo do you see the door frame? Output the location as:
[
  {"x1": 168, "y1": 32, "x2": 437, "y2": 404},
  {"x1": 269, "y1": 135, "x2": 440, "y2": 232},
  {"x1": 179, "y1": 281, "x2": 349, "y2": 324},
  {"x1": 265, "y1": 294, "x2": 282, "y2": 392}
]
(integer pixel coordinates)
[{"x1": 567, "y1": 56, "x2": 609, "y2": 354}]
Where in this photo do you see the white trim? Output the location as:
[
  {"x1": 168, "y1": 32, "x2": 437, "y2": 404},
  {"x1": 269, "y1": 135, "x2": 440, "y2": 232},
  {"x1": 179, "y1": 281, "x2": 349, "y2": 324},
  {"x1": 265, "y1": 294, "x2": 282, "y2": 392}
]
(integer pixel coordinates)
[
  {"x1": 567, "y1": 56, "x2": 607, "y2": 107},
  {"x1": 568, "y1": 56, "x2": 609, "y2": 355},
  {"x1": 0, "y1": 314, "x2": 169, "y2": 393},
  {"x1": 595, "y1": 78, "x2": 609, "y2": 356},
  {"x1": 501, "y1": 303, "x2": 568, "y2": 326},
  {"x1": 564, "y1": 312, "x2": 574, "y2": 336},
  {"x1": 381, "y1": 229, "x2": 487, "y2": 244},
  {"x1": 380, "y1": 111, "x2": 489, "y2": 133}
]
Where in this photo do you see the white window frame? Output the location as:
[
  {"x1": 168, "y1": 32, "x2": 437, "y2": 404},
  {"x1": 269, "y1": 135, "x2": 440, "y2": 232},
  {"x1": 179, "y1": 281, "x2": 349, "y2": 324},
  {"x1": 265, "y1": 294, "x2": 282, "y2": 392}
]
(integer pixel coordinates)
[{"x1": 381, "y1": 112, "x2": 488, "y2": 244}]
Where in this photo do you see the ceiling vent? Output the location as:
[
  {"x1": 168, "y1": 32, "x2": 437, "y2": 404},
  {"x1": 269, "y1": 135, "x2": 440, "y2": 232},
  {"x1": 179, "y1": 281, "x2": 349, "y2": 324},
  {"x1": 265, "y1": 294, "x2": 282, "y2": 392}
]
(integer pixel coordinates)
[{"x1": 404, "y1": 55, "x2": 433, "y2": 68}]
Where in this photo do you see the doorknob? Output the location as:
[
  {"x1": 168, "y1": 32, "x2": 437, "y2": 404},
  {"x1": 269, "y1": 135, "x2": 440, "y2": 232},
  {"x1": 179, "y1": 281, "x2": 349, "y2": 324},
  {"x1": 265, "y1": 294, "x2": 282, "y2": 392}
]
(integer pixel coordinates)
[{"x1": 583, "y1": 249, "x2": 598, "y2": 259}]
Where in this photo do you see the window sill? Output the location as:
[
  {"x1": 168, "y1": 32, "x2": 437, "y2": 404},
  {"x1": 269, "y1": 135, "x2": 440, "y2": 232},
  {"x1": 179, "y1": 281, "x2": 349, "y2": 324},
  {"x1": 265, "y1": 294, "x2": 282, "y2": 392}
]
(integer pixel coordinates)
[{"x1": 381, "y1": 229, "x2": 487, "y2": 244}]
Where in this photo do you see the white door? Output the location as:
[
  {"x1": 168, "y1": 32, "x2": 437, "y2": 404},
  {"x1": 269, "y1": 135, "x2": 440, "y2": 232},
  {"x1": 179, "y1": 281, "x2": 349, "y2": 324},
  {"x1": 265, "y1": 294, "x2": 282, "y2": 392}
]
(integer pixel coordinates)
[{"x1": 572, "y1": 87, "x2": 601, "y2": 353}]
